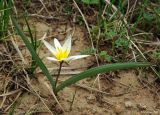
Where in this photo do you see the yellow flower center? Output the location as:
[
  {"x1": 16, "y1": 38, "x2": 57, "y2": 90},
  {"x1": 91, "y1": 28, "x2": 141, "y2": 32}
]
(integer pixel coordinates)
[{"x1": 54, "y1": 48, "x2": 69, "y2": 61}]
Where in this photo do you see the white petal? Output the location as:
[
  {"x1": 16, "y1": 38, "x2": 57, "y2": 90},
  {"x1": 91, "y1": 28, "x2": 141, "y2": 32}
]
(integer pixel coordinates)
[
  {"x1": 43, "y1": 40, "x2": 56, "y2": 53},
  {"x1": 46, "y1": 57, "x2": 58, "y2": 61},
  {"x1": 54, "y1": 38, "x2": 62, "y2": 50},
  {"x1": 65, "y1": 55, "x2": 90, "y2": 61},
  {"x1": 63, "y1": 34, "x2": 72, "y2": 52}
]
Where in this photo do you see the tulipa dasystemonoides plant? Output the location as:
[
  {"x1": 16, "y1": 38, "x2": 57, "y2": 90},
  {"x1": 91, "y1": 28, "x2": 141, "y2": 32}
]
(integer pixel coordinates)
[
  {"x1": 42, "y1": 34, "x2": 89, "y2": 89},
  {"x1": 12, "y1": 17, "x2": 151, "y2": 96}
]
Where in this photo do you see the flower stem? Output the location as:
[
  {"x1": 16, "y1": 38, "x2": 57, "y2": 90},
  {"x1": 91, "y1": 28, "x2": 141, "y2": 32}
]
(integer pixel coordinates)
[{"x1": 55, "y1": 61, "x2": 63, "y2": 89}]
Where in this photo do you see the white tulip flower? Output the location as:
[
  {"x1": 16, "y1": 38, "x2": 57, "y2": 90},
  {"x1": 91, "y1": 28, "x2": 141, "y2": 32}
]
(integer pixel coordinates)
[{"x1": 42, "y1": 34, "x2": 89, "y2": 62}]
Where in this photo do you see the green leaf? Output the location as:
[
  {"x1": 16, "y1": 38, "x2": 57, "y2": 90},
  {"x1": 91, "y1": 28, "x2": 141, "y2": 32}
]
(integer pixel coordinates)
[
  {"x1": 81, "y1": 48, "x2": 96, "y2": 55},
  {"x1": 143, "y1": 12, "x2": 154, "y2": 21},
  {"x1": 82, "y1": 0, "x2": 99, "y2": 4},
  {"x1": 0, "y1": 0, "x2": 12, "y2": 38},
  {"x1": 100, "y1": 51, "x2": 112, "y2": 62},
  {"x1": 11, "y1": 17, "x2": 56, "y2": 91},
  {"x1": 115, "y1": 38, "x2": 129, "y2": 48},
  {"x1": 56, "y1": 62, "x2": 151, "y2": 92}
]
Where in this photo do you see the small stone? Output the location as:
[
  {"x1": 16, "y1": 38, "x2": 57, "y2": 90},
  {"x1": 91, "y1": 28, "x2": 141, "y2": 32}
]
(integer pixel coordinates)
[
  {"x1": 125, "y1": 101, "x2": 134, "y2": 108},
  {"x1": 153, "y1": 111, "x2": 159, "y2": 115},
  {"x1": 86, "y1": 94, "x2": 96, "y2": 104},
  {"x1": 114, "y1": 104, "x2": 124, "y2": 114},
  {"x1": 91, "y1": 108, "x2": 97, "y2": 114},
  {"x1": 137, "y1": 103, "x2": 147, "y2": 110}
]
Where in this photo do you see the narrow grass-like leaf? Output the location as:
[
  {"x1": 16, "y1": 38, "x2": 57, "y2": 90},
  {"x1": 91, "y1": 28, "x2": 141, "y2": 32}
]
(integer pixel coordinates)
[
  {"x1": 82, "y1": 0, "x2": 99, "y2": 4},
  {"x1": 11, "y1": 17, "x2": 56, "y2": 91},
  {"x1": 0, "y1": 0, "x2": 12, "y2": 38},
  {"x1": 24, "y1": 15, "x2": 38, "y2": 73},
  {"x1": 56, "y1": 62, "x2": 151, "y2": 92},
  {"x1": 24, "y1": 15, "x2": 37, "y2": 50}
]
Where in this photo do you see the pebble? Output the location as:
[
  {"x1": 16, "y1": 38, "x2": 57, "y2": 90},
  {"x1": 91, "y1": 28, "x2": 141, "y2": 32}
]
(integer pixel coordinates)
[
  {"x1": 125, "y1": 101, "x2": 134, "y2": 108},
  {"x1": 137, "y1": 103, "x2": 147, "y2": 110},
  {"x1": 86, "y1": 94, "x2": 96, "y2": 104},
  {"x1": 114, "y1": 104, "x2": 124, "y2": 114},
  {"x1": 153, "y1": 111, "x2": 159, "y2": 114}
]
